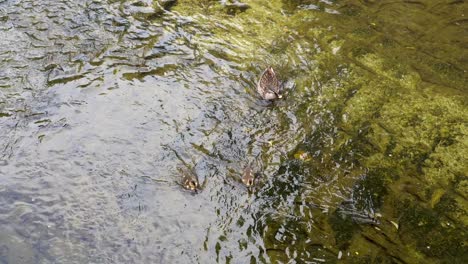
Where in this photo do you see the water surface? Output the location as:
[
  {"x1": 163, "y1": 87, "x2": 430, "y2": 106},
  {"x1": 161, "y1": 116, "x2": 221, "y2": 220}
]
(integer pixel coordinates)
[{"x1": 0, "y1": 0, "x2": 467, "y2": 263}]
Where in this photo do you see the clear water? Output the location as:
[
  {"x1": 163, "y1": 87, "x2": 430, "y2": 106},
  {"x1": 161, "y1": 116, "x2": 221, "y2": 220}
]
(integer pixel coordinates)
[{"x1": 0, "y1": 0, "x2": 466, "y2": 263}]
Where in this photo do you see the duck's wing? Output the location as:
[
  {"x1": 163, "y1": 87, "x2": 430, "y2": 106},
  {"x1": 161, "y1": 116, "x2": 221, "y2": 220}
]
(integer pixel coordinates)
[
  {"x1": 243, "y1": 165, "x2": 252, "y2": 176},
  {"x1": 257, "y1": 68, "x2": 268, "y2": 95},
  {"x1": 269, "y1": 68, "x2": 281, "y2": 94}
]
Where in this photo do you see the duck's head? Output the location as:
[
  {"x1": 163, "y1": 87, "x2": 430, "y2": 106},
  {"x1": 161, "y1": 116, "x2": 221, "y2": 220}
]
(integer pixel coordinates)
[
  {"x1": 273, "y1": 90, "x2": 283, "y2": 99},
  {"x1": 264, "y1": 89, "x2": 282, "y2": 100}
]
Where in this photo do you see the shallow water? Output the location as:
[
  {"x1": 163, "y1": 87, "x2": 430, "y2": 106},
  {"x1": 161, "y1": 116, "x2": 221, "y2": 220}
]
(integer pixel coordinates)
[{"x1": 0, "y1": 0, "x2": 467, "y2": 263}]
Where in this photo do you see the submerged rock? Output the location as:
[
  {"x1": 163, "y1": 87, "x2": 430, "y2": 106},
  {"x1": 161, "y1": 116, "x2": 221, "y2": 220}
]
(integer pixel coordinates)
[
  {"x1": 221, "y1": 0, "x2": 250, "y2": 15},
  {"x1": 122, "y1": 0, "x2": 164, "y2": 18},
  {"x1": 158, "y1": 0, "x2": 178, "y2": 10}
]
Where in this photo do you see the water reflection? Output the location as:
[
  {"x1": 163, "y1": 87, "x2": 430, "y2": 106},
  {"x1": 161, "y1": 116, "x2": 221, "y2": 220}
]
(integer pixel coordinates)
[{"x1": 1, "y1": 0, "x2": 467, "y2": 263}]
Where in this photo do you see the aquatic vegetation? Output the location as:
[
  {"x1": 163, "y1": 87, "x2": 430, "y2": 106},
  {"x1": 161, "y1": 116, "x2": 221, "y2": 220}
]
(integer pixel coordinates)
[
  {"x1": 171, "y1": 0, "x2": 468, "y2": 262},
  {"x1": 0, "y1": 0, "x2": 466, "y2": 262}
]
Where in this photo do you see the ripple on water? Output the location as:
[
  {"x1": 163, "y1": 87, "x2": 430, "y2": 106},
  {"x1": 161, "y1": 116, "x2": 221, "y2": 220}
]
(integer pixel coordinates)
[{"x1": 1, "y1": 0, "x2": 467, "y2": 263}]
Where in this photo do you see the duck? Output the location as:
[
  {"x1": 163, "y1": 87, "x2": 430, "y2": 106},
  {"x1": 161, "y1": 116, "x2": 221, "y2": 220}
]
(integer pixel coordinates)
[
  {"x1": 242, "y1": 165, "x2": 255, "y2": 187},
  {"x1": 257, "y1": 66, "x2": 283, "y2": 100},
  {"x1": 179, "y1": 167, "x2": 200, "y2": 192}
]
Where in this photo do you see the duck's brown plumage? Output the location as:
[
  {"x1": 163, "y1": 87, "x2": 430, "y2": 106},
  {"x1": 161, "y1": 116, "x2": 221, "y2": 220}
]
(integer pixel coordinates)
[
  {"x1": 179, "y1": 167, "x2": 199, "y2": 191},
  {"x1": 257, "y1": 66, "x2": 282, "y2": 100},
  {"x1": 242, "y1": 166, "x2": 255, "y2": 187}
]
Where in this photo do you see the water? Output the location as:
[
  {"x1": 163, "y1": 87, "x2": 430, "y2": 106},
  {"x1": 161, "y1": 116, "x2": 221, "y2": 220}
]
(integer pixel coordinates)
[{"x1": 0, "y1": 0, "x2": 466, "y2": 263}]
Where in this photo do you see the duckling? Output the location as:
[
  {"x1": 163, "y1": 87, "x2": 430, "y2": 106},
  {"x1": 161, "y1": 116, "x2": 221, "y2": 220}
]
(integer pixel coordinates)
[
  {"x1": 257, "y1": 66, "x2": 283, "y2": 100},
  {"x1": 242, "y1": 165, "x2": 255, "y2": 187},
  {"x1": 179, "y1": 167, "x2": 199, "y2": 192}
]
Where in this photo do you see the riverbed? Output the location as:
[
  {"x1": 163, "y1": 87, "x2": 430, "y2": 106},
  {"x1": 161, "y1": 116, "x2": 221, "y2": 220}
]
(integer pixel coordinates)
[{"x1": 0, "y1": 0, "x2": 466, "y2": 263}]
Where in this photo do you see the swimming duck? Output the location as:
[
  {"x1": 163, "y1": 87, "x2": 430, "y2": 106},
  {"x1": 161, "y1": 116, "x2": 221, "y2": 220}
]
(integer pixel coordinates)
[
  {"x1": 257, "y1": 66, "x2": 282, "y2": 100},
  {"x1": 179, "y1": 167, "x2": 200, "y2": 192},
  {"x1": 242, "y1": 165, "x2": 255, "y2": 187}
]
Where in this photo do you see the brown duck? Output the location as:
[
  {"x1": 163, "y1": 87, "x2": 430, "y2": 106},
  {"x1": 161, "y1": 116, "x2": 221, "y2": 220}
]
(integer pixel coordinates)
[
  {"x1": 242, "y1": 165, "x2": 255, "y2": 187},
  {"x1": 257, "y1": 66, "x2": 282, "y2": 100},
  {"x1": 179, "y1": 167, "x2": 200, "y2": 192}
]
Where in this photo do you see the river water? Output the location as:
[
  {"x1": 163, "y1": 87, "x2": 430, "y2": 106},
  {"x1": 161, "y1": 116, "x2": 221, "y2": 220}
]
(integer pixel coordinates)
[{"x1": 0, "y1": 0, "x2": 466, "y2": 263}]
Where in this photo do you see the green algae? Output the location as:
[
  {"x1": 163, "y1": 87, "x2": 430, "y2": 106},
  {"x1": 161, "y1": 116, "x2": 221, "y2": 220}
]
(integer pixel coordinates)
[{"x1": 169, "y1": 0, "x2": 467, "y2": 262}]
